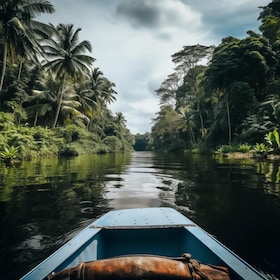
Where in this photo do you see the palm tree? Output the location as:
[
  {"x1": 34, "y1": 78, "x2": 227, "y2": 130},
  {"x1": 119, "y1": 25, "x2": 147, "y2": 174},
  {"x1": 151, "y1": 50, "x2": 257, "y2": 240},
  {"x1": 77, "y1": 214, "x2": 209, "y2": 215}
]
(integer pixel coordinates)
[
  {"x1": 73, "y1": 79, "x2": 96, "y2": 129},
  {"x1": 80, "y1": 68, "x2": 116, "y2": 132},
  {"x1": 89, "y1": 68, "x2": 117, "y2": 105},
  {"x1": 99, "y1": 78, "x2": 117, "y2": 105},
  {"x1": 0, "y1": 0, "x2": 55, "y2": 93},
  {"x1": 114, "y1": 112, "x2": 127, "y2": 138},
  {"x1": 25, "y1": 71, "x2": 59, "y2": 127},
  {"x1": 115, "y1": 112, "x2": 126, "y2": 130},
  {"x1": 178, "y1": 106, "x2": 197, "y2": 146},
  {"x1": 89, "y1": 68, "x2": 105, "y2": 95},
  {"x1": 42, "y1": 23, "x2": 95, "y2": 128},
  {"x1": 60, "y1": 86, "x2": 90, "y2": 127}
]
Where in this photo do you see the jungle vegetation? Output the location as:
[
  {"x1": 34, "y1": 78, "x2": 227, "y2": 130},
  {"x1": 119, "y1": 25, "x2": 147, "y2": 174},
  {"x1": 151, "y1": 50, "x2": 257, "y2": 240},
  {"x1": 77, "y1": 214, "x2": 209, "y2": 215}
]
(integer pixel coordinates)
[
  {"x1": 150, "y1": 0, "x2": 280, "y2": 154},
  {"x1": 2, "y1": 0, "x2": 280, "y2": 161},
  {"x1": 0, "y1": 0, "x2": 134, "y2": 161}
]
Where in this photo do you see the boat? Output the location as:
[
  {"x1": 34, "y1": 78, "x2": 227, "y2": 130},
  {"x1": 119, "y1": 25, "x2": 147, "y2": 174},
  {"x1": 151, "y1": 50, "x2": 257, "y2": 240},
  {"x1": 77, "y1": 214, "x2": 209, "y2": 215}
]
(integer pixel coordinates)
[{"x1": 20, "y1": 207, "x2": 266, "y2": 280}]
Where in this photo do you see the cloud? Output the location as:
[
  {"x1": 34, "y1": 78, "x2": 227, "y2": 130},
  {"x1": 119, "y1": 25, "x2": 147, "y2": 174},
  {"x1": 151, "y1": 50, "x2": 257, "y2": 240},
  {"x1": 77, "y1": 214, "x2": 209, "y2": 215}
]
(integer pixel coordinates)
[
  {"x1": 130, "y1": 98, "x2": 159, "y2": 114},
  {"x1": 116, "y1": 1, "x2": 161, "y2": 29},
  {"x1": 115, "y1": 0, "x2": 202, "y2": 35},
  {"x1": 182, "y1": 0, "x2": 269, "y2": 37}
]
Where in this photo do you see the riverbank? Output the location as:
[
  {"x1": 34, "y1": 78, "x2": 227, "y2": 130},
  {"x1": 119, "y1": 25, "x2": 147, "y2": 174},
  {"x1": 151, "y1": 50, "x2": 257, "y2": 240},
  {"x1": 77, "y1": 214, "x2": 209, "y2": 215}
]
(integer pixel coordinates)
[
  {"x1": 0, "y1": 123, "x2": 134, "y2": 163},
  {"x1": 217, "y1": 152, "x2": 280, "y2": 161}
]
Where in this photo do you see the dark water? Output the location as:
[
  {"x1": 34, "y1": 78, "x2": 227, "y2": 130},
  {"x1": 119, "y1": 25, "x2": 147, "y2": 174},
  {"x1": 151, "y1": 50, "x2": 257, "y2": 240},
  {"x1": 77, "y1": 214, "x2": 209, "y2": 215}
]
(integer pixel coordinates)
[{"x1": 0, "y1": 152, "x2": 280, "y2": 279}]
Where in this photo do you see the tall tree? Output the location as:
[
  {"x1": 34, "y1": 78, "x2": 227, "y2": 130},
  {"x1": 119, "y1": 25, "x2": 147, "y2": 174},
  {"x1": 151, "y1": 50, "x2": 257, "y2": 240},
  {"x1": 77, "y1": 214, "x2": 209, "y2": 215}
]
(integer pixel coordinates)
[
  {"x1": 177, "y1": 105, "x2": 197, "y2": 146},
  {"x1": 172, "y1": 44, "x2": 214, "y2": 77},
  {"x1": 74, "y1": 68, "x2": 117, "y2": 131},
  {"x1": 26, "y1": 71, "x2": 60, "y2": 127},
  {"x1": 259, "y1": 0, "x2": 280, "y2": 19},
  {"x1": 203, "y1": 33, "x2": 276, "y2": 144},
  {"x1": 154, "y1": 44, "x2": 213, "y2": 146},
  {"x1": 151, "y1": 107, "x2": 181, "y2": 151},
  {"x1": 0, "y1": 0, "x2": 55, "y2": 93},
  {"x1": 155, "y1": 73, "x2": 180, "y2": 109},
  {"x1": 73, "y1": 79, "x2": 96, "y2": 129},
  {"x1": 89, "y1": 68, "x2": 117, "y2": 105},
  {"x1": 42, "y1": 23, "x2": 95, "y2": 128},
  {"x1": 258, "y1": 0, "x2": 280, "y2": 77},
  {"x1": 115, "y1": 112, "x2": 126, "y2": 133},
  {"x1": 204, "y1": 34, "x2": 276, "y2": 101}
]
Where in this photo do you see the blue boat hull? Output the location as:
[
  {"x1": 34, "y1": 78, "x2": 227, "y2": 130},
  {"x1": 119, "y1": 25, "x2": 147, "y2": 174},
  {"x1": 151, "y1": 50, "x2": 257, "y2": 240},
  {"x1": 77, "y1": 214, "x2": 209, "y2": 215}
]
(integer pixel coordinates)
[{"x1": 20, "y1": 207, "x2": 266, "y2": 280}]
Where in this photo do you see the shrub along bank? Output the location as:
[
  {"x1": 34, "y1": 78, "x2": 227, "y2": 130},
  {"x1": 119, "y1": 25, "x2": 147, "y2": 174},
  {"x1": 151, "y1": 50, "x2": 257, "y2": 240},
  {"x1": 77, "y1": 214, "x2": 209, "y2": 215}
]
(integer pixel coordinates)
[{"x1": 0, "y1": 113, "x2": 134, "y2": 163}]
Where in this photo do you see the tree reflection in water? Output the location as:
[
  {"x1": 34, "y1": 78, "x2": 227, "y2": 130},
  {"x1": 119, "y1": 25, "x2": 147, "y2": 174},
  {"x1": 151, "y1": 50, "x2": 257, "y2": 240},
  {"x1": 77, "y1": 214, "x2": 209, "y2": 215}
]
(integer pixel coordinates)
[{"x1": 0, "y1": 152, "x2": 279, "y2": 279}]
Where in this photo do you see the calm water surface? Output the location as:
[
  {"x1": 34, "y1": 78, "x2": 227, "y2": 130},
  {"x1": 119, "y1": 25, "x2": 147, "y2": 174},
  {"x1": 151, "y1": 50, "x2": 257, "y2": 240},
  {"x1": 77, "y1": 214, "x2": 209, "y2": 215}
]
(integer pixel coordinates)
[{"x1": 0, "y1": 151, "x2": 280, "y2": 279}]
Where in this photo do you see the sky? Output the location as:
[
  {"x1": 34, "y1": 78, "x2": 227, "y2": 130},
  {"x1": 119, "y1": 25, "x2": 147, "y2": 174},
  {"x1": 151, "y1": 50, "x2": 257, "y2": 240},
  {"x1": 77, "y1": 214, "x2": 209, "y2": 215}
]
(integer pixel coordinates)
[{"x1": 40, "y1": 0, "x2": 270, "y2": 134}]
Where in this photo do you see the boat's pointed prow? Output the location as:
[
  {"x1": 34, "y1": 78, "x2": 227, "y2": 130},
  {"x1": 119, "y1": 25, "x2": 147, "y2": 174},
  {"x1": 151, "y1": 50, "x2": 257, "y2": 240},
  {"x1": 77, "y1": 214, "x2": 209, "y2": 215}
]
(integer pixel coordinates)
[{"x1": 21, "y1": 207, "x2": 267, "y2": 280}]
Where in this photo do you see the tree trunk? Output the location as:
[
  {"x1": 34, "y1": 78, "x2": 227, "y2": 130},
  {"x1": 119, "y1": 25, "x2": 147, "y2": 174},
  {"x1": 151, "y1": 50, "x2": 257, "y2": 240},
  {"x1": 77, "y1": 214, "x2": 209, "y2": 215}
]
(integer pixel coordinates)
[
  {"x1": 190, "y1": 126, "x2": 196, "y2": 146},
  {"x1": 52, "y1": 75, "x2": 66, "y2": 128},
  {"x1": 33, "y1": 101, "x2": 39, "y2": 127},
  {"x1": 18, "y1": 59, "x2": 24, "y2": 81},
  {"x1": 0, "y1": 40, "x2": 8, "y2": 93},
  {"x1": 226, "y1": 97, "x2": 232, "y2": 145},
  {"x1": 198, "y1": 104, "x2": 205, "y2": 141}
]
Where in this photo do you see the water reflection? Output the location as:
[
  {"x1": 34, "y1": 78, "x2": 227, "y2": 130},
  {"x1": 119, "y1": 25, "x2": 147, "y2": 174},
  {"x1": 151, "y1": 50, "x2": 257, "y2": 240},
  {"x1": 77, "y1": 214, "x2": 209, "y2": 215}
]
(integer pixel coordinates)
[
  {"x1": 0, "y1": 152, "x2": 280, "y2": 279},
  {"x1": 103, "y1": 152, "x2": 181, "y2": 209},
  {"x1": 0, "y1": 153, "x2": 130, "y2": 280}
]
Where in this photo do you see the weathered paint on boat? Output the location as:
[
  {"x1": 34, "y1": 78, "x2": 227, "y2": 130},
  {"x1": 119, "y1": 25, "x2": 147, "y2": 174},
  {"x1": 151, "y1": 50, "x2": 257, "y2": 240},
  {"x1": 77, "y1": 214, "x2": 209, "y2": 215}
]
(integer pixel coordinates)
[{"x1": 20, "y1": 207, "x2": 266, "y2": 280}]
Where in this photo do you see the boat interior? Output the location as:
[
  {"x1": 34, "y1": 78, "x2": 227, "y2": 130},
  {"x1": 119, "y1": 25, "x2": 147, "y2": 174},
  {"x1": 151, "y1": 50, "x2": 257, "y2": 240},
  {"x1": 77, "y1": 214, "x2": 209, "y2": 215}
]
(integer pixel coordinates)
[{"x1": 55, "y1": 226, "x2": 225, "y2": 273}]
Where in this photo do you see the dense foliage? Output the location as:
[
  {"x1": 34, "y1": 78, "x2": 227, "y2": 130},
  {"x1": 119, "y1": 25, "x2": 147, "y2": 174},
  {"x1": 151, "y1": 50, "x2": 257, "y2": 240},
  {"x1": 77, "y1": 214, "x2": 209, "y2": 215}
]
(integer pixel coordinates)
[
  {"x1": 150, "y1": 0, "x2": 280, "y2": 152},
  {"x1": 0, "y1": 0, "x2": 134, "y2": 160}
]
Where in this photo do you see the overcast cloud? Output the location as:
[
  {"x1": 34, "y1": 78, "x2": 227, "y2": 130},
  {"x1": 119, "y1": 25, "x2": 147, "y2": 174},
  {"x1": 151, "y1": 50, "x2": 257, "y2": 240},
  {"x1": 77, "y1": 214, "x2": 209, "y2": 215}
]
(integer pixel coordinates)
[{"x1": 40, "y1": 0, "x2": 270, "y2": 134}]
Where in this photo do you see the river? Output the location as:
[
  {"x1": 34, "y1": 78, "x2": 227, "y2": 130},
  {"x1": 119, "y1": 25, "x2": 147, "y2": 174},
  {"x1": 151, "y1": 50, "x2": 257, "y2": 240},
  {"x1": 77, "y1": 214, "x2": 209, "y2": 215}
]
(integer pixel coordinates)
[{"x1": 0, "y1": 151, "x2": 279, "y2": 279}]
